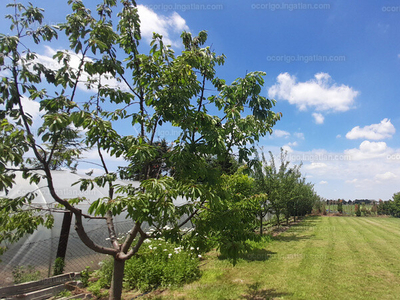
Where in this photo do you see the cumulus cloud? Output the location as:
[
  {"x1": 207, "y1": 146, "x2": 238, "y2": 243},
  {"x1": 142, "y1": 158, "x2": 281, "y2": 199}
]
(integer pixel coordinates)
[
  {"x1": 137, "y1": 5, "x2": 189, "y2": 47},
  {"x1": 34, "y1": 46, "x2": 129, "y2": 93},
  {"x1": 0, "y1": 95, "x2": 41, "y2": 128},
  {"x1": 271, "y1": 129, "x2": 291, "y2": 138},
  {"x1": 268, "y1": 72, "x2": 359, "y2": 112},
  {"x1": 346, "y1": 118, "x2": 395, "y2": 140},
  {"x1": 319, "y1": 181, "x2": 328, "y2": 185},
  {"x1": 344, "y1": 140, "x2": 389, "y2": 161},
  {"x1": 374, "y1": 172, "x2": 397, "y2": 181},
  {"x1": 312, "y1": 113, "x2": 324, "y2": 124},
  {"x1": 21, "y1": 95, "x2": 41, "y2": 122},
  {"x1": 282, "y1": 145, "x2": 293, "y2": 153}
]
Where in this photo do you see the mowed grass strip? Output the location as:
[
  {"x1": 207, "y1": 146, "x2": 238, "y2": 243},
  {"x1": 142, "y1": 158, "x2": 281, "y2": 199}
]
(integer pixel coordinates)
[{"x1": 152, "y1": 216, "x2": 400, "y2": 300}]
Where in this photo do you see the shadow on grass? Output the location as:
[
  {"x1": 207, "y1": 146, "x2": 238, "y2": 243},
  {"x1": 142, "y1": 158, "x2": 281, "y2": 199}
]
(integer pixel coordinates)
[
  {"x1": 239, "y1": 249, "x2": 277, "y2": 262},
  {"x1": 242, "y1": 282, "x2": 292, "y2": 300},
  {"x1": 272, "y1": 233, "x2": 311, "y2": 243},
  {"x1": 217, "y1": 249, "x2": 277, "y2": 262}
]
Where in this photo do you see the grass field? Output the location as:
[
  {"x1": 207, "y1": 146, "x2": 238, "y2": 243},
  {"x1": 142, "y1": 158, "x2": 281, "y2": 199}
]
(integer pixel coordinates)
[{"x1": 150, "y1": 216, "x2": 400, "y2": 300}]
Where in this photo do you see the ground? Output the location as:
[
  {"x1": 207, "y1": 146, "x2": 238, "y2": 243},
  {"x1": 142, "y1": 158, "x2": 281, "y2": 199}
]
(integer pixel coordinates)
[{"x1": 136, "y1": 216, "x2": 400, "y2": 299}]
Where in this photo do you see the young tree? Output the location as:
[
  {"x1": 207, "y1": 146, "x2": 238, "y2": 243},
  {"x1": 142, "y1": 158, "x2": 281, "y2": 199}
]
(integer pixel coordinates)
[
  {"x1": 337, "y1": 199, "x2": 343, "y2": 214},
  {"x1": 0, "y1": 1, "x2": 280, "y2": 299},
  {"x1": 252, "y1": 150, "x2": 284, "y2": 227},
  {"x1": 193, "y1": 168, "x2": 259, "y2": 264},
  {"x1": 253, "y1": 148, "x2": 318, "y2": 227}
]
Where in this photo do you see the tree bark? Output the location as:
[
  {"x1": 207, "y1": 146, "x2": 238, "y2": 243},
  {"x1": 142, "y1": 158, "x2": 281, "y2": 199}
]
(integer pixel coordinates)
[
  {"x1": 110, "y1": 257, "x2": 125, "y2": 300},
  {"x1": 55, "y1": 211, "x2": 72, "y2": 264}
]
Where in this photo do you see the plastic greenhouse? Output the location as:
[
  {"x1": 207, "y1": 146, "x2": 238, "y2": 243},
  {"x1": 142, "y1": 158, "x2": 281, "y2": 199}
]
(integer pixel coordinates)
[{"x1": 0, "y1": 171, "x2": 144, "y2": 287}]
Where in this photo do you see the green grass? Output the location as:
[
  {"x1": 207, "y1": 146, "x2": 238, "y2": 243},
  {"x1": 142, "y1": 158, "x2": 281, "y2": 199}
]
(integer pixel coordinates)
[{"x1": 150, "y1": 216, "x2": 400, "y2": 300}]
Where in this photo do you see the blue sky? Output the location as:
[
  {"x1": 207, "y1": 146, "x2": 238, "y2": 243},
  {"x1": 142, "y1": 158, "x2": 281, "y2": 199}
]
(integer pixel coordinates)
[{"x1": 1, "y1": 0, "x2": 400, "y2": 200}]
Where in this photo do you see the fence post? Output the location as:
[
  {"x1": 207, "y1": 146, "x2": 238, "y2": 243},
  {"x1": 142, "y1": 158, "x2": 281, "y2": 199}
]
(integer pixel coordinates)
[{"x1": 55, "y1": 212, "x2": 73, "y2": 273}]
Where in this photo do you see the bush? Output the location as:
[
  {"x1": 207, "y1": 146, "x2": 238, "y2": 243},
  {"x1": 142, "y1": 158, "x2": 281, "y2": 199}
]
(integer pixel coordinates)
[
  {"x1": 355, "y1": 204, "x2": 361, "y2": 217},
  {"x1": 12, "y1": 265, "x2": 41, "y2": 284},
  {"x1": 337, "y1": 201, "x2": 343, "y2": 214},
  {"x1": 124, "y1": 238, "x2": 200, "y2": 291},
  {"x1": 80, "y1": 266, "x2": 91, "y2": 288},
  {"x1": 53, "y1": 257, "x2": 65, "y2": 276},
  {"x1": 91, "y1": 238, "x2": 201, "y2": 293}
]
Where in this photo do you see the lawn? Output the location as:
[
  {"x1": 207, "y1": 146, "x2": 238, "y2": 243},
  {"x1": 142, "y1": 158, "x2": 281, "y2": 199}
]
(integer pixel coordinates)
[{"x1": 148, "y1": 216, "x2": 400, "y2": 300}]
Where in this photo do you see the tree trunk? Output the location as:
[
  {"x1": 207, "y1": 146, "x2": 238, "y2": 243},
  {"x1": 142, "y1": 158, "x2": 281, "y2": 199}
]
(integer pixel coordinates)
[
  {"x1": 259, "y1": 213, "x2": 263, "y2": 235},
  {"x1": 56, "y1": 211, "x2": 72, "y2": 261},
  {"x1": 110, "y1": 257, "x2": 125, "y2": 300}
]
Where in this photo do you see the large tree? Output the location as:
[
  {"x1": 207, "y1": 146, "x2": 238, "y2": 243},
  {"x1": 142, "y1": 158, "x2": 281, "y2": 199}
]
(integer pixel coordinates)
[{"x1": 0, "y1": 1, "x2": 280, "y2": 299}]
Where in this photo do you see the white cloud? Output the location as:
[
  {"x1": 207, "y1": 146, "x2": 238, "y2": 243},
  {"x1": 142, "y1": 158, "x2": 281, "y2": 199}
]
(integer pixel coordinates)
[
  {"x1": 268, "y1": 72, "x2": 359, "y2": 112},
  {"x1": 260, "y1": 144, "x2": 400, "y2": 200},
  {"x1": 137, "y1": 5, "x2": 189, "y2": 47},
  {"x1": 344, "y1": 141, "x2": 389, "y2": 161},
  {"x1": 319, "y1": 181, "x2": 328, "y2": 185},
  {"x1": 83, "y1": 148, "x2": 125, "y2": 162},
  {"x1": 294, "y1": 132, "x2": 305, "y2": 140},
  {"x1": 282, "y1": 141, "x2": 298, "y2": 153},
  {"x1": 305, "y1": 162, "x2": 328, "y2": 170},
  {"x1": 336, "y1": 134, "x2": 342, "y2": 138},
  {"x1": 374, "y1": 172, "x2": 397, "y2": 181},
  {"x1": 21, "y1": 95, "x2": 41, "y2": 122},
  {"x1": 272, "y1": 129, "x2": 290, "y2": 138},
  {"x1": 312, "y1": 112, "x2": 324, "y2": 124},
  {"x1": 345, "y1": 118, "x2": 395, "y2": 140},
  {"x1": 346, "y1": 178, "x2": 358, "y2": 184},
  {"x1": 0, "y1": 95, "x2": 41, "y2": 129},
  {"x1": 282, "y1": 145, "x2": 293, "y2": 153},
  {"x1": 35, "y1": 46, "x2": 129, "y2": 93}
]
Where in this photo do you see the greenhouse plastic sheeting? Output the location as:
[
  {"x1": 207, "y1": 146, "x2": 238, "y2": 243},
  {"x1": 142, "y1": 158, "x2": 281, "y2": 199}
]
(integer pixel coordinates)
[{"x1": 0, "y1": 171, "x2": 185, "y2": 287}]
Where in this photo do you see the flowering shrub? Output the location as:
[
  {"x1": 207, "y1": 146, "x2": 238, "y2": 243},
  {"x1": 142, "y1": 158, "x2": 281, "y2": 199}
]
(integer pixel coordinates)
[
  {"x1": 124, "y1": 238, "x2": 201, "y2": 291},
  {"x1": 91, "y1": 237, "x2": 201, "y2": 293}
]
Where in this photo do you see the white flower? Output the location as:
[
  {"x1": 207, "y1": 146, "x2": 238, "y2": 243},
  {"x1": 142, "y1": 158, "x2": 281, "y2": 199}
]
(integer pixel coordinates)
[
  {"x1": 149, "y1": 245, "x2": 153, "y2": 250},
  {"x1": 168, "y1": 253, "x2": 172, "y2": 258},
  {"x1": 190, "y1": 247, "x2": 194, "y2": 250},
  {"x1": 196, "y1": 247, "x2": 199, "y2": 251},
  {"x1": 198, "y1": 254, "x2": 202, "y2": 258},
  {"x1": 144, "y1": 239, "x2": 151, "y2": 243}
]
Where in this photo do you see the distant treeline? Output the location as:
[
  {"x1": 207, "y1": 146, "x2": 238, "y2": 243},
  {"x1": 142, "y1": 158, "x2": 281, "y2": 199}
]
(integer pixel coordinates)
[
  {"x1": 326, "y1": 199, "x2": 381, "y2": 205},
  {"x1": 318, "y1": 194, "x2": 400, "y2": 217}
]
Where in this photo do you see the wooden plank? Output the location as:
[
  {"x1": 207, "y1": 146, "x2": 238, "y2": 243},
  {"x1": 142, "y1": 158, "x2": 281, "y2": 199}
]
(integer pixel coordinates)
[
  {"x1": 0, "y1": 273, "x2": 80, "y2": 298},
  {"x1": 18, "y1": 283, "x2": 65, "y2": 300}
]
